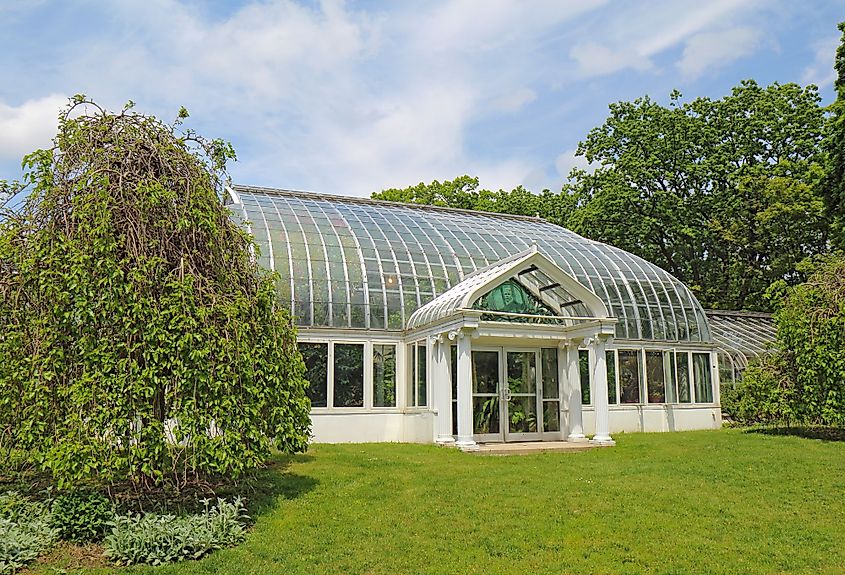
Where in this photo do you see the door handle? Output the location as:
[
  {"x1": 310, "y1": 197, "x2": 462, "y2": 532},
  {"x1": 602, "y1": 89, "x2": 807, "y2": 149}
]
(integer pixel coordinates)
[{"x1": 503, "y1": 387, "x2": 512, "y2": 401}]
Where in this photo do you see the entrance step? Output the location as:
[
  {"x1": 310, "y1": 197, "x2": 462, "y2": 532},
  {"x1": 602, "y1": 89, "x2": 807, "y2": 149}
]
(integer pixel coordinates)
[{"x1": 473, "y1": 441, "x2": 608, "y2": 455}]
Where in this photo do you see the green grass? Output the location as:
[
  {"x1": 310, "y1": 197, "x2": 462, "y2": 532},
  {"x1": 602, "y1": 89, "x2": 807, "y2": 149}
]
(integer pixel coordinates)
[{"x1": 38, "y1": 429, "x2": 845, "y2": 574}]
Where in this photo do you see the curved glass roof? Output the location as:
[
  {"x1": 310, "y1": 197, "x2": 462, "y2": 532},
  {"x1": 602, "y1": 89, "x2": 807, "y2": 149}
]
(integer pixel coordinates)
[
  {"x1": 706, "y1": 310, "x2": 775, "y2": 368},
  {"x1": 228, "y1": 185, "x2": 711, "y2": 342}
]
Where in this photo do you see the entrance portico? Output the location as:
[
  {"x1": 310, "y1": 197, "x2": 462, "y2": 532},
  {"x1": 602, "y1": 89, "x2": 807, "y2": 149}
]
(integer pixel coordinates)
[{"x1": 406, "y1": 247, "x2": 617, "y2": 451}]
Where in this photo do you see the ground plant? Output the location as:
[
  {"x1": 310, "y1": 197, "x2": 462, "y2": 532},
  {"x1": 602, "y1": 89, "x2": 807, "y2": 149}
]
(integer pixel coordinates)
[
  {"x1": 50, "y1": 491, "x2": 114, "y2": 543},
  {"x1": 0, "y1": 492, "x2": 58, "y2": 574},
  {"x1": 103, "y1": 498, "x2": 249, "y2": 566},
  {"x1": 0, "y1": 97, "x2": 311, "y2": 490}
]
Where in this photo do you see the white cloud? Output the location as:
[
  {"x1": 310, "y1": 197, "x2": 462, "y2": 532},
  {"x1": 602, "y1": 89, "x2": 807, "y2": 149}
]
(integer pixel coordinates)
[
  {"x1": 555, "y1": 148, "x2": 595, "y2": 179},
  {"x1": 0, "y1": 95, "x2": 66, "y2": 161},
  {"x1": 677, "y1": 27, "x2": 762, "y2": 79},
  {"x1": 491, "y1": 88, "x2": 537, "y2": 113},
  {"x1": 802, "y1": 35, "x2": 839, "y2": 88},
  {"x1": 569, "y1": 42, "x2": 652, "y2": 77},
  {"x1": 568, "y1": 0, "x2": 760, "y2": 78}
]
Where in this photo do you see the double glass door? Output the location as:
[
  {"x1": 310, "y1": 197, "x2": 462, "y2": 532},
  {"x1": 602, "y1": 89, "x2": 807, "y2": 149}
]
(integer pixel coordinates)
[{"x1": 472, "y1": 347, "x2": 554, "y2": 442}]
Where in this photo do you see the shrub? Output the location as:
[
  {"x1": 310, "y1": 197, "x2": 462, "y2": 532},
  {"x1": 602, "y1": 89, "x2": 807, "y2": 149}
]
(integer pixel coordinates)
[
  {"x1": 731, "y1": 255, "x2": 845, "y2": 426},
  {"x1": 103, "y1": 498, "x2": 249, "y2": 566},
  {"x1": 50, "y1": 490, "x2": 114, "y2": 543},
  {"x1": 0, "y1": 97, "x2": 310, "y2": 489},
  {"x1": 0, "y1": 492, "x2": 58, "y2": 574}
]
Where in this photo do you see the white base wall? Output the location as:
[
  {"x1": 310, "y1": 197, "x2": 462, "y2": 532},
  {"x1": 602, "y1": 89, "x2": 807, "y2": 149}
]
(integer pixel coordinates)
[
  {"x1": 310, "y1": 411, "x2": 434, "y2": 443},
  {"x1": 310, "y1": 406, "x2": 719, "y2": 444},
  {"x1": 583, "y1": 405, "x2": 722, "y2": 434}
]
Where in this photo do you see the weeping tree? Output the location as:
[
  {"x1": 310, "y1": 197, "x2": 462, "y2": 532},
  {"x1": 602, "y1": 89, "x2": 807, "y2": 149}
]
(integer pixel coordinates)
[{"x1": 0, "y1": 96, "x2": 311, "y2": 489}]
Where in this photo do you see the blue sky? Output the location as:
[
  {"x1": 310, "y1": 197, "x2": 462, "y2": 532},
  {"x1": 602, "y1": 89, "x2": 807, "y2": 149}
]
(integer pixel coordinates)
[{"x1": 1, "y1": 0, "x2": 843, "y2": 196}]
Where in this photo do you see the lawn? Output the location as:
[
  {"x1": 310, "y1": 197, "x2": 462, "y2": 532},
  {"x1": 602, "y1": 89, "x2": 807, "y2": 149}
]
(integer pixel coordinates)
[{"x1": 33, "y1": 429, "x2": 845, "y2": 575}]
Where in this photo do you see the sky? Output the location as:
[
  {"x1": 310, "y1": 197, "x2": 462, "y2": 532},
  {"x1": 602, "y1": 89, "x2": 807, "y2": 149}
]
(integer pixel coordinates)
[{"x1": 1, "y1": 0, "x2": 844, "y2": 197}]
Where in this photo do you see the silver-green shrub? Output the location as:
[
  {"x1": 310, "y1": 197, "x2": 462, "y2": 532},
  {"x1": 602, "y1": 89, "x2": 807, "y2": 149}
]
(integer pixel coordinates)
[
  {"x1": 0, "y1": 492, "x2": 58, "y2": 574},
  {"x1": 103, "y1": 498, "x2": 249, "y2": 566}
]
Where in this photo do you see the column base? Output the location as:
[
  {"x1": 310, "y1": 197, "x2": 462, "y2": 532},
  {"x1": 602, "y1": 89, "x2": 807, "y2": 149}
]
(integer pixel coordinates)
[
  {"x1": 567, "y1": 433, "x2": 588, "y2": 443},
  {"x1": 455, "y1": 438, "x2": 479, "y2": 451},
  {"x1": 435, "y1": 436, "x2": 456, "y2": 446},
  {"x1": 590, "y1": 435, "x2": 616, "y2": 446}
]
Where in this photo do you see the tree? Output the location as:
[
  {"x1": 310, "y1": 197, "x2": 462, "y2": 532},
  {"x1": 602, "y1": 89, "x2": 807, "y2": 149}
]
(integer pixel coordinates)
[
  {"x1": 565, "y1": 81, "x2": 829, "y2": 310},
  {"x1": 374, "y1": 176, "x2": 578, "y2": 221},
  {"x1": 824, "y1": 21, "x2": 845, "y2": 250},
  {"x1": 0, "y1": 97, "x2": 311, "y2": 489}
]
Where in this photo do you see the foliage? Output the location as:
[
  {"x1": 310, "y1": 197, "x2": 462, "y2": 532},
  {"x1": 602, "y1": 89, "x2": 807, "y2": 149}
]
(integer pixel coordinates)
[
  {"x1": 565, "y1": 81, "x2": 829, "y2": 311},
  {"x1": 0, "y1": 96, "x2": 311, "y2": 489},
  {"x1": 50, "y1": 490, "x2": 114, "y2": 543},
  {"x1": 824, "y1": 21, "x2": 845, "y2": 249},
  {"x1": 373, "y1": 175, "x2": 575, "y2": 221},
  {"x1": 103, "y1": 498, "x2": 248, "y2": 566},
  {"x1": 0, "y1": 492, "x2": 58, "y2": 574},
  {"x1": 731, "y1": 255, "x2": 845, "y2": 425}
]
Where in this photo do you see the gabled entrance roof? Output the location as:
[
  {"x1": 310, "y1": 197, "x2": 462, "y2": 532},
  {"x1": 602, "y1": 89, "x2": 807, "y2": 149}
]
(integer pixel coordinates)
[{"x1": 406, "y1": 246, "x2": 609, "y2": 331}]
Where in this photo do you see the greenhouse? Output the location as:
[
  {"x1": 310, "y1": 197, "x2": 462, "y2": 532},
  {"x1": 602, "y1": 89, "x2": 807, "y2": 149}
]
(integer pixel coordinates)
[{"x1": 226, "y1": 185, "x2": 722, "y2": 449}]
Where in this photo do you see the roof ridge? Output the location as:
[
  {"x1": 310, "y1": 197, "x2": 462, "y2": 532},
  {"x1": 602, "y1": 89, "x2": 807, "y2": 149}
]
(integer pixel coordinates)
[{"x1": 232, "y1": 184, "x2": 549, "y2": 223}]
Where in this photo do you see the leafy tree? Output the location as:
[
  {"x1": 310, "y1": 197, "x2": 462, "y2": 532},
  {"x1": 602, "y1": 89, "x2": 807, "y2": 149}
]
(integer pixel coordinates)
[
  {"x1": 0, "y1": 97, "x2": 311, "y2": 489},
  {"x1": 565, "y1": 81, "x2": 829, "y2": 310},
  {"x1": 374, "y1": 176, "x2": 578, "y2": 221},
  {"x1": 731, "y1": 254, "x2": 845, "y2": 426},
  {"x1": 824, "y1": 21, "x2": 845, "y2": 250}
]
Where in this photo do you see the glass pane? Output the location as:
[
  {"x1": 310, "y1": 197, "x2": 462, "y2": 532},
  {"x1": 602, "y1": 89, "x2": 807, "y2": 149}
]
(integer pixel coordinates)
[
  {"x1": 693, "y1": 353, "x2": 713, "y2": 403},
  {"x1": 543, "y1": 400, "x2": 560, "y2": 432},
  {"x1": 408, "y1": 344, "x2": 416, "y2": 407},
  {"x1": 541, "y1": 348, "x2": 559, "y2": 399},
  {"x1": 298, "y1": 342, "x2": 328, "y2": 408},
  {"x1": 373, "y1": 344, "x2": 396, "y2": 407},
  {"x1": 334, "y1": 343, "x2": 364, "y2": 407},
  {"x1": 506, "y1": 351, "x2": 536, "y2": 394},
  {"x1": 508, "y1": 396, "x2": 538, "y2": 433},
  {"x1": 474, "y1": 395, "x2": 500, "y2": 434},
  {"x1": 618, "y1": 349, "x2": 641, "y2": 404},
  {"x1": 646, "y1": 351, "x2": 666, "y2": 403},
  {"x1": 677, "y1": 352, "x2": 691, "y2": 403},
  {"x1": 579, "y1": 350, "x2": 591, "y2": 405},
  {"x1": 665, "y1": 351, "x2": 678, "y2": 403},
  {"x1": 472, "y1": 351, "x2": 499, "y2": 394},
  {"x1": 606, "y1": 350, "x2": 617, "y2": 404},
  {"x1": 416, "y1": 342, "x2": 428, "y2": 407}
]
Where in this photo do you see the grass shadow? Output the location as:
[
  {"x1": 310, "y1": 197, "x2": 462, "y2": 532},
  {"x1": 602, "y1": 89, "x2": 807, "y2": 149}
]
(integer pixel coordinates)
[
  {"x1": 746, "y1": 426, "x2": 845, "y2": 442},
  {"x1": 0, "y1": 450, "x2": 320, "y2": 522}
]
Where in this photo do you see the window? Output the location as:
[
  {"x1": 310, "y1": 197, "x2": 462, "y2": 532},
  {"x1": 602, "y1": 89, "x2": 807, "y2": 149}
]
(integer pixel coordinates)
[
  {"x1": 618, "y1": 349, "x2": 641, "y2": 404},
  {"x1": 408, "y1": 341, "x2": 428, "y2": 407},
  {"x1": 606, "y1": 350, "x2": 617, "y2": 404},
  {"x1": 298, "y1": 342, "x2": 328, "y2": 408},
  {"x1": 664, "y1": 351, "x2": 678, "y2": 403},
  {"x1": 693, "y1": 353, "x2": 713, "y2": 403},
  {"x1": 373, "y1": 344, "x2": 397, "y2": 407},
  {"x1": 333, "y1": 344, "x2": 364, "y2": 407},
  {"x1": 541, "y1": 348, "x2": 560, "y2": 432},
  {"x1": 677, "y1": 352, "x2": 691, "y2": 403},
  {"x1": 579, "y1": 349, "x2": 591, "y2": 405},
  {"x1": 646, "y1": 350, "x2": 666, "y2": 403}
]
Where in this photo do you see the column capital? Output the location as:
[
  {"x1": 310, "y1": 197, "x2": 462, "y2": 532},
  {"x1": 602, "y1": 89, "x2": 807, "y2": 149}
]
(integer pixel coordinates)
[{"x1": 560, "y1": 336, "x2": 584, "y2": 349}]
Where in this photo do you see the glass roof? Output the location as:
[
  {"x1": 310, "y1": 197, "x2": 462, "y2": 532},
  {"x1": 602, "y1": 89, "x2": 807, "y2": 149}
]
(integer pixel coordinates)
[
  {"x1": 228, "y1": 185, "x2": 711, "y2": 342},
  {"x1": 706, "y1": 310, "x2": 775, "y2": 368}
]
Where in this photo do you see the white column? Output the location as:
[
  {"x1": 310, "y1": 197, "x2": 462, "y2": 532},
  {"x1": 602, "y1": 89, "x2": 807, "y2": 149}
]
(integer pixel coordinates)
[
  {"x1": 566, "y1": 338, "x2": 586, "y2": 442},
  {"x1": 557, "y1": 344, "x2": 568, "y2": 439},
  {"x1": 435, "y1": 336, "x2": 454, "y2": 444},
  {"x1": 590, "y1": 335, "x2": 615, "y2": 445},
  {"x1": 454, "y1": 330, "x2": 477, "y2": 450}
]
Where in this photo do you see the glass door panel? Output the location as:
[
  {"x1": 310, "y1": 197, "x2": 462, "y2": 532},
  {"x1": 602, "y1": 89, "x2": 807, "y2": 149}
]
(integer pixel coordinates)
[
  {"x1": 472, "y1": 350, "x2": 502, "y2": 440},
  {"x1": 505, "y1": 350, "x2": 542, "y2": 441}
]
